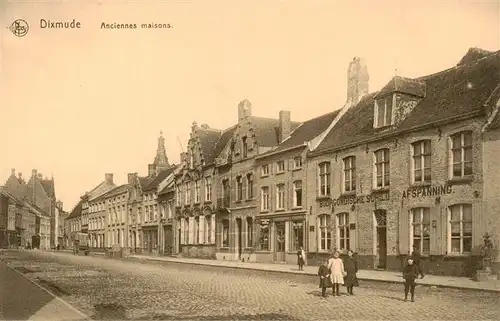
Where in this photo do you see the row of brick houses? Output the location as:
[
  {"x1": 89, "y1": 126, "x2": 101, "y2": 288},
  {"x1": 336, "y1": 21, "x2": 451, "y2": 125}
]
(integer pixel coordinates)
[
  {"x1": 0, "y1": 169, "x2": 63, "y2": 249},
  {"x1": 68, "y1": 47, "x2": 500, "y2": 277}
]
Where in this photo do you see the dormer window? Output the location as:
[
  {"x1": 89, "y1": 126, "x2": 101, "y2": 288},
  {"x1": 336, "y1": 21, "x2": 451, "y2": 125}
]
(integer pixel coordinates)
[{"x1": 375, "y1": 95, "x2": 393, "y2": 128}]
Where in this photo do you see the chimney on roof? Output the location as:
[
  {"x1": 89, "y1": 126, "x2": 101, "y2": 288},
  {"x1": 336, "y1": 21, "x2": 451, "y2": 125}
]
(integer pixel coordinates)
[
  {"x1": 32, "y1": 169, "x2": 37, "y2": 177},
  {"x1": 278, "y1": 110, "x2": 291, "y2": 143},
  {"x1": 346, "y1": 57, "x2": 369, "y2": 105},
  {"x1": 127, "y1": 173, "x2": 137, "y2": 184},
  {"x1": 105, "y1": 173, "x2": 114, "y2": 185},
  {"x1": 11, "y1": 168, "x2": 15, "y2": 176},
  {"x1": 238, "y1": 99, "x2": 252, "y2": 121}
]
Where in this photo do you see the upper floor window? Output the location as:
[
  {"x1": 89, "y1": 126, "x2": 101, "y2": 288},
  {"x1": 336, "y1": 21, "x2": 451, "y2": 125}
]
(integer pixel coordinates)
[
  {"x1": 337, "y1": 213, "x2": 350, "y2": 251},
  {"x1": 175, "y1": 186, "x2": 181, "y2": 206},
  {"x1": 343, "y1": 156, "x2": 356, "y2": 192},
  {"x1": 194, "y1": 180, "x2": 200, "y2": 203},
  {"x1": 293, "y1": 180, "x2": 302, "y2": 208},
  {"x1": 242, "y1": 136, "x2": 248, "y2": 158},
  {"x1": 276, "y1": 184, "x2": 285, "y2": 210},
  {"x1": 412, "y1": 140, "x2": 431, "y2": 183},
  {"x1": 261, "y1": 164, "x2": 269, "y2": 177},
  {"x1": 411, "y1": 207, "x2": 430, "y2": 255},
  {"x1": 236, "y1": 176, "x2": 243, "y2": 201},
  {"x1": 246, "y1": 173, "x2": 253, "y2": 199},
  {"x1": 374, "y1": 149, "x2": 390, "y2": 188},
  {"x1": 375, "y1": 96, "x2": 393, "y2": 128},
  {"x1": 450, "y1": 131, "x2": 473, "y2": 178},
  {"x1": 204, "y1": 177, "x2": 212, "y2": 202},
  {"x1": 293, "y1": 156, "x2": 302, "y2": 169},
  {"x1": 276, "y1": 161, "x2": 285, "y2": 173},
  {"x1": 261, "y1": 186, "x2": 269, "y2": 211},
  {"x1": 448, "y1": 204, "x2": 472, "y2": 254},
  {"x1": 184, "y1": 182, "x2": 191, "y2": 205},
  {"x1": 318, "y1": 162, "x2": 331, "y2": 196}
]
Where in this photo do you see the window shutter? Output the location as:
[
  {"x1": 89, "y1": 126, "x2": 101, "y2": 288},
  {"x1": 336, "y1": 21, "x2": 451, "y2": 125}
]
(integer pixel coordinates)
[
  {"x1": 398, "y1": 210, "x2": 409, "y2": 255},
  {"x1": 211, "y1": 214, "x2": 216, "y2": 244},
  {"x1": 180, "y1": 219, "x2": 185, "y2": 245},
  {"x1": 199, "y1": 216, "x2": 205, "y2": 244}
]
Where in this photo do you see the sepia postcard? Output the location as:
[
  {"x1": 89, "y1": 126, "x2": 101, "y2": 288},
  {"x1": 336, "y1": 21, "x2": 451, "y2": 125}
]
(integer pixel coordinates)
[{"x1": 1, "y1": 0, "x2": 499, "y2": 320}]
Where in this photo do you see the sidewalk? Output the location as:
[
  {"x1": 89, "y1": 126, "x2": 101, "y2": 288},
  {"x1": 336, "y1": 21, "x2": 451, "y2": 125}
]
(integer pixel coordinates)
[{"x1": 128, "y1": 254, "x2": 500, "y2": 293}]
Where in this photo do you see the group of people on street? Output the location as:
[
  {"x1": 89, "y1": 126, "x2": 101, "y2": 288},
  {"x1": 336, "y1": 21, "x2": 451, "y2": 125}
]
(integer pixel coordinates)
[
  {"x1": 317, "y1": 250, "x2": 358, "y2": 298},
  {"x1": 313, "y1": 244, "x2": 425, "y2": 301}
]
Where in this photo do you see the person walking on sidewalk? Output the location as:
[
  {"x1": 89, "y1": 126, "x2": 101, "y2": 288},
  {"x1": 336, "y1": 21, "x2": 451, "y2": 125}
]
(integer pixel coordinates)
[
  {"x1": 343, "y1": 250, "x2": 359, "y2": 295},
  {"x1": 297, "y1": 246, "x2": 306, "y2": 271},
  {"x1": 328, "y1": 251, "x2": 345, "y2": 296},
  {"x1": 411, "y1": 245, "x2": 425, "y2": 278},
  {"x1": 317, "y1": 259, "x2": 332, "y2": 298},
  {"x1": 402, "y1": 257, "x2": 419, "y2": 302}
]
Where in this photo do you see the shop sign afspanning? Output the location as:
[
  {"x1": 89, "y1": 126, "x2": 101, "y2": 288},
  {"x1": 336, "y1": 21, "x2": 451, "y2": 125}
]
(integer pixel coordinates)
[{"x1": 402, "y1": 184, "x2": 452, "y2": 199}]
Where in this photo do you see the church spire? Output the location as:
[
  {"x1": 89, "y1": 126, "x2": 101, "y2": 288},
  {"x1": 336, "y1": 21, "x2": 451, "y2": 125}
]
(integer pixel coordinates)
[{"x1": 148, "y1": 131, "x2": 170, "y2": 176}]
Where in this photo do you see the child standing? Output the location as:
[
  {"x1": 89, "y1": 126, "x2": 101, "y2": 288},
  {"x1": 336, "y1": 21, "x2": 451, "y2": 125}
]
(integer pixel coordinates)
[
  {"x1": 343, "y1": 249, "x2": 358, "y2": 295},
  {"x1": 317, "y1": 259, "x2": 332, "y2": 297},
  {"x1": 328, "y1": 251, "x2": 345, "y2": 296},
  {"x1": 402, "y1": 258, "x2": 419, "y2": 302}
]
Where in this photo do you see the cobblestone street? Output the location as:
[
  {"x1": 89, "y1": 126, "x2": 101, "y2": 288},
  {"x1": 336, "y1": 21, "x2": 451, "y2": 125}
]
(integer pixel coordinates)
[{"x1": 1, "y1": 250, "x2": 499, "y2": 320}]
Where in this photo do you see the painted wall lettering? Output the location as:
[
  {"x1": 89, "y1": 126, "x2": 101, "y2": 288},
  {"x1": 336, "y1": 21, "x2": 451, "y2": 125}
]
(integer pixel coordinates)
[
  {"x1": 318, "y1": 191, "x2": 390, "y2": 208},
  {"x1": 401, "y1": 184, "x2": 452, "y2": 199}
]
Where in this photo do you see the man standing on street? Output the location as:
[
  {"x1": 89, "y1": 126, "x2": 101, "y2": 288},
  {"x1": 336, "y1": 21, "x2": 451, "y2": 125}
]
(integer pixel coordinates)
[{"x1": 411, "y1": 245, "x2": 424, "y2": 279}]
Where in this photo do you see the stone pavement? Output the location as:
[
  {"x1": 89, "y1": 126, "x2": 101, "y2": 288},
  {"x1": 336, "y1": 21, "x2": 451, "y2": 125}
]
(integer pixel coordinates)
[
  {"x1": 128, "y1": 254, "x2": 500, "y2": 292},
  {"x1": 0, "y1": 260, "x2": 88, "y2": 321}
]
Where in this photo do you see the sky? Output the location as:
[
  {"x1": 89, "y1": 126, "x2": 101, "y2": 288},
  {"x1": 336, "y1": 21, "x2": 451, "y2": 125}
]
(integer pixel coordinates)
[{"x1": 1, "y1": 0, "x2": 499, "y2": 212}]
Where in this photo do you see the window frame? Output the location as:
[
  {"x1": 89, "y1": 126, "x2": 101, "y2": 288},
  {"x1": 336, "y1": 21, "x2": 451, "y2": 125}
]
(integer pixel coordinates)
[
  {"x1": 276, "y1": 183, "x2": 285, "y2": 210},
  {"x1": 375, "y1": 95, "x2": 394, "y2": 128},
  {"x1": 449, "y1": 131, "x2": 473, "y2": 179},
  {"x1": 410, "y1": 207, "x2": 431, "y2": 255},
  {"x1": 411, "y1": 140, "x2": 432, "y2": 184},
  {"x1": 318, "y1": 214, "x2": 332, "y2": 251},
  {"x1": 373, "y1": 148, "x2": 390, "y2": 188},
  {"x1": 246, "y1": 217, "x2": 253, "y2": 247},
  {"x1": 246, "y1": 173, "x2": 254, "y2": 199},
  {"x1": 293, "y1": 156, "x2": 303, "y2": 169},
  {"x1": 342, "y1": 156, "x2": 356, "y2": 193},
  {"x1": 221, "y1": 219, "x2": 230, "y2": 248},
  {"x1": 194, "y1": 180, "x2": 200, "y2": 203},
  {"x1": 261, "y1": 186, "x2": 270, "y2": 211},
  {"x1": 276, "y1": 161, "x2": 285, "y2": 173},
  {"x1": 259, "y1": 221, "x2": 270, "y2": 251},
  {"x1": 336, "y1": 212, "x2": 350, "y2": 251},
  {"x1": 236, "y1": 176, "x2": 243, "y2": 201},
  {"x1": 293, "y1": 180, "x2": 303, "y2": 208},
  {"x1": 447, "y1": 204, "x2": 473, "y2": 255},
  {"x1": 204, "y1": 177, "x2": 212, "y2": 202},
  {"x1": 261, "y1": 164, "x2": 269, "y2": 177},
  {"x1": 318, "y1": 162, "x2": 331, "y2": 197}
]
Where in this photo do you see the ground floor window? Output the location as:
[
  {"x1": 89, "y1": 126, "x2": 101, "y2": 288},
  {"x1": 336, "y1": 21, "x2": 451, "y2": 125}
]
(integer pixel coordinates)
[
  {"x1": 337, "y1": 213, "x2": 350, "y2": 251},
  {"x1": 195, "y1": 217, "x2": 200, "y2": 244},
  {"x1": 259, "y1": 221, "x2": 270, "y2": 251},
  {"x1": 318, "y1": 214, "x2": 331, "y2": 251},
  {"x1": 448, "y1": 204, "x2": 472, "y2": 254},
  {"x1": 184, "y1": 218, "x2": 189, "y2": 244},
  {"x1": 290, "y1": 220, "x2": 304, "y2": 251},
  {"x1": 246, "y1": 217, "x2": 253, "y2": 247},
  {"x1": 205, "y1": 215, "x2": 212, "y2": 244},
  {"x1": 411, "y1": 207, "x2": 430, "y2": 254},
  {"x1": 222, "y1": 219, "x2": 229, "y2": 248}
]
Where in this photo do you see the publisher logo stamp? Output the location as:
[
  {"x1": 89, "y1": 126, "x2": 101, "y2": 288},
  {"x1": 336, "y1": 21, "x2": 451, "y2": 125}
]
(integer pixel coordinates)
[{"x1": 10, "y1": 19, "x2": 29, "y2": 37}]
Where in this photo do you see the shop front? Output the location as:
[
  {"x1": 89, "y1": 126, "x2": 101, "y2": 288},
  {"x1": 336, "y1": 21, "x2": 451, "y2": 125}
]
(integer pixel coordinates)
[
  {"x1": 142, "y1": 226, "x2": 159, "y2": 255},
  {"x1": 255, "y1": 212, "x2": 307, "y2": 265}
]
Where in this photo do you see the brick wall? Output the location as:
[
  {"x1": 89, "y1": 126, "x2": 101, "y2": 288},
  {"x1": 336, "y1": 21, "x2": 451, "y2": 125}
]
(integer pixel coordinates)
[{"x1": 307, "y1": 117, "x2": 489, "y2": 276}]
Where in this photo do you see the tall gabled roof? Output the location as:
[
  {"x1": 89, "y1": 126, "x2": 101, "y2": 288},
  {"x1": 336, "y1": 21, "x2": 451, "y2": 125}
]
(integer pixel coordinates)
[
  {"x1": 213, "y1": 125, "x2": 238, "y2": 161},
  {"x1": 249, "y1": 116, "x2": 301, "y2": 148},
  {"x1": 197, "y1": 128, "x2": 223, "y2": 166},
  {"x1": 258, "y1": 111, "x2": 339, "y2": 157},
  {"x1": 143, "y1": 166, "x2": 177, "y2": 191},
  {"x1": 314, "y1": 48, "x2": 500, "y2": 153},
  {"x1": 40, "y1": 179, "x2": 55, "y2": 198},
  {"x1": 67, "y1": 200, "x2": 83, "y2": 219}
]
